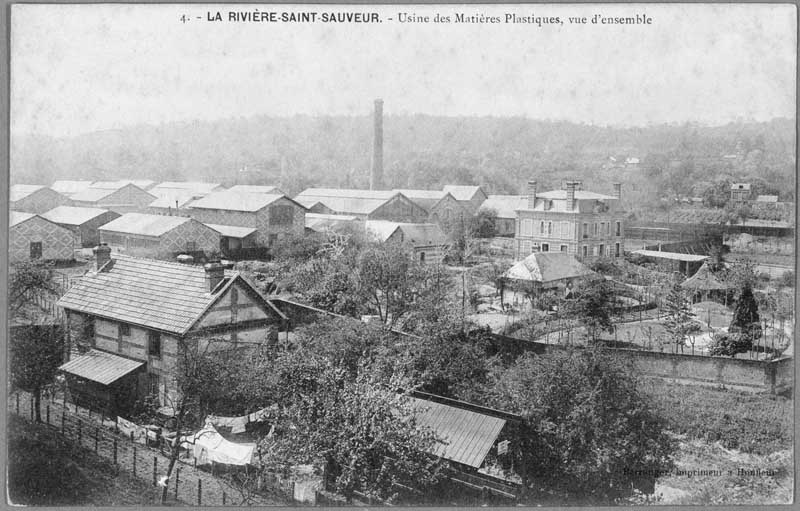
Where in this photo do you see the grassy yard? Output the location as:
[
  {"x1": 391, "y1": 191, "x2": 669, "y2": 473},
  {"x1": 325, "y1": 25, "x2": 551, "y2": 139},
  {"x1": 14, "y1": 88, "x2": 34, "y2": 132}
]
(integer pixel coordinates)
[
  {"x1": 7, "y1": 415, "x2": 170, "y2": 506},
  {"x1": 641, "y1": 379, "x2": 793, "y2": 455}
]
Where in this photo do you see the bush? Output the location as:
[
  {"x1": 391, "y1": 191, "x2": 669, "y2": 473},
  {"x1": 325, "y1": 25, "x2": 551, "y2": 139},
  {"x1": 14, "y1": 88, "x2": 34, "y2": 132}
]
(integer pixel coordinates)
[
  {"x1": 779, "y1": 270, "x2": 795, "y2": 288},
  {"x1": 707, "y1": 332, "x2": 752, "y2": 357}
]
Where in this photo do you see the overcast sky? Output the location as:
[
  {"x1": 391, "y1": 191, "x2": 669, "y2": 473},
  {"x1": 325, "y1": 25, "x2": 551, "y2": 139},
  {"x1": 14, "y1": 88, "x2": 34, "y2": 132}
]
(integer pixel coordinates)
[{"x1": 11, "y1": 3, "x2": 797, "y2": 138}]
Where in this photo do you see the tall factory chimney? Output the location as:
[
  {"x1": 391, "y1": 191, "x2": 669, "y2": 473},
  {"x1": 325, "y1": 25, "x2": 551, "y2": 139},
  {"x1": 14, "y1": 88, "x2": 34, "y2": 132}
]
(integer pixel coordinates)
[{"x1": 370, "y1": 99, "x2": 384, "y2": 190}]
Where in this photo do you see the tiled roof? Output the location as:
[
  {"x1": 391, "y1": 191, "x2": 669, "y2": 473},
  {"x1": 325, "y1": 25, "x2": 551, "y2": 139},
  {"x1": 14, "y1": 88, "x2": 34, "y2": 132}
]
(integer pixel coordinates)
[
  {"x1": 70, "y1": 187, "x2": 116, "y2": 202},
  {"x1": 10, "y1": 211, "x2": 37, "y2": 227},
  {"x1": 480, "y1": 195, "x2": 528, "y2": 219},
  {"x1": 411, "y1": 396, "x2": 506, "y2": 468},
  {"x1": 226, "y1": 185, "x2": 283, "y2": 195},
  {"x1": 41, "y1": 206, "x2": 112, "y2": 226},
  {"x1": 148, "y1": 194, "x2": 197, "y2": 209},
  {"x1": 99, "y1": 213, "x2": 193, "y2": 237},
  {"x1": 204, "y1": 223, "x2": 258, "y2": 238},
  {"x1": 188, "y1": 191, "x2": 285, "y2": 212},
  {"x1": 504, "y1": 253, "x2": 597, "y2": 283},
  {"x1": 51, "y1": 180, "x2": 94, "y2": 195},
  {"x1": 536, "y1": 190, "x2": 617, "y2": 201},
  {"x1": 10, "y1": 185, "x2": 45, "y2": 201},
  {"x1": 57, "y1": 254, "x2": 240, "y2": 334},
  {"x1": 442, "y1": 185, "x2": 484, "y2": 201},
  {"x1": 305, "y1": 213, "x2": 360, "y2": 232},
  {"x1": 632, "y1": 250, "x2": 708, "y2": 262},
  {"x1": 366, "y1": 221, "x2": 447, "y2": 245},
  {"x1": 59, "y1": 349, "x2": 145, "y2": 385},
  {"x1": 151, "y1": 182, "x2": 222, "y2": 197},
  {"x1": 392, "y1": 189, "x2": 452, "y2": 211},
  {"x1": 296, "y1": 189, "x2": 402, "y2": 215}
]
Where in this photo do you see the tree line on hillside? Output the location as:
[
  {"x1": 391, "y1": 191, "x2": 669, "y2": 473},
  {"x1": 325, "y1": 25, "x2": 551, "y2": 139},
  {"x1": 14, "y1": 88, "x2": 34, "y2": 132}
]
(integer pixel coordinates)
[{"x1": 12, "y1": 116, "x2": 795, "y2": 206}]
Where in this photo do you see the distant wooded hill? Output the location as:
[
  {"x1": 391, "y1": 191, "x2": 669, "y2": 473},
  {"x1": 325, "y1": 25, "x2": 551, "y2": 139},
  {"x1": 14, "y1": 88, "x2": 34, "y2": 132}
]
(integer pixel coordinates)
[{"x1": 11, "y1": 116, "x2": 796, "y2": 208}]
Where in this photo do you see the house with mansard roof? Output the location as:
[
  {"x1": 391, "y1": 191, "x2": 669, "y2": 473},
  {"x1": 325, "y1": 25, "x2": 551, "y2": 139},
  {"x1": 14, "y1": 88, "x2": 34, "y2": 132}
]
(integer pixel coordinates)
[
  {"x1": 295, "y1": 188, "x2": 429, "y2": 223},
  {"x1": 9, "y1": 211, "x2": 75, "y2": 263},
  {"x1": 57, "y1": 246, "x2": 288, "y2": 415},
  {"x1": 99, "y1": 212, "x2": 221, "y2": 258},
  {"x1": 40, "y1": 206, "x2": 121, "y2": 248},
  {"x1": 442, "y1": 185, "x2": 488, "y2": 215},
  {"x1": 10, "y1": 185, "x2": 72, "y2": 214},
  {"x1": 187, "y1": 191, "x2": 306, "y2": 248},
  {"x1": 70, "y1": 182, "x2": 156, "y2": 214}
]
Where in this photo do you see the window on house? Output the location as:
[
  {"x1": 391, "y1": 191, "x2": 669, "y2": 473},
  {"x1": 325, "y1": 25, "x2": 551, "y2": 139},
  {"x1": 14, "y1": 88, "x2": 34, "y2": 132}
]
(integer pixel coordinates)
[
  {"x1": 560, "y1": 245, "x2": 568, "y2": 252},
  {"x1": 582, "y1": 223, "x2": 588, "y2": 239},
  {"x1": 582, "y1": 246, "x2": 588, "y2": 257},
  {"x1": 29, "y1": 242, "x2": 42, "y2": 259},
  {"x1": 615, "y1": 243, "x2": 620, "y2": 257},
  {"x1": 186, "y1": 241, "x2": 197, "y2": 251},
  {"x1": 599, "y1": 244, "x2": 604, "y2": 256},
  {"x1": 148, "y1": 373, "x2": 159, "y2": 396},
  {"x1": 269, "y1": 205, "x2": 294, "y2": 226},
  {"x1": 148, "y1": 331, "x2": 161, "y2": 358},
  {"x1": 616, "y1": 221, "x2": 621, "y2": 236},
  {"x1": 120, "y1": 323, "x2": 130, "y2": 336},
  {"x1": 268, "y1": 234, "x2": 278, "y2": 246},
  {"x1": 539, "y1": 221, "x2": 545, "y2": 234},
  {"x1": 542, "y1": 243, "x2": 549, "y2": 252},
  {"x1": 419, "y1": 252, "x2": 426, "y2": 263},
  {"x1": 83, "y1": 316, "x2": 95, "y2": 342},
  {"x1": 594, "y1": 223, "x2": 598, "y2": 235},
  {"x1": 547, "y1": 222, "x2": 552, "y2": 235}
]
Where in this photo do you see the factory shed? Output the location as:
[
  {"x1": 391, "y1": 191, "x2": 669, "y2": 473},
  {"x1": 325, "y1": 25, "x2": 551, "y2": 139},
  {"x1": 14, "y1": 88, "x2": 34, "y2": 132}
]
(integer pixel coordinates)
[
  {"x1": 99, "y1": 213, "x2": 221, "y2": 259},
  {"x1": 10, "y1": 185, "x2": 72, "y2": 214},
  {"x1": 40, "y1": 206, "x2": 121, "y2": 248},
  {"x1": 9, "y1": 211, "x2": 75, "y2": 263}
]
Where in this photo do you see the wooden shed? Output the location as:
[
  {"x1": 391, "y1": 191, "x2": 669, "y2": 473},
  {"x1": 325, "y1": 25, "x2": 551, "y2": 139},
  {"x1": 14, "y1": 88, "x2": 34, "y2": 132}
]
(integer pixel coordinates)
[{"x1": 9, "y1": 211, "x2": 75, "y2": 263}]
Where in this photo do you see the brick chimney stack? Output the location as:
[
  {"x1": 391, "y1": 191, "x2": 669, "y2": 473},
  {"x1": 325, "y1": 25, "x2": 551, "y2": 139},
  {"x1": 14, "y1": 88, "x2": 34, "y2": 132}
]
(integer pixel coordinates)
[
  {"x1": 613, "y1": 182, "x2": 622, "y2": 201},
  {"x1": 566, "y1": 181, "x2": 578, "y2": 211},
  {"x1": 204, "y1": 262, "x2": 225, "y2": 292},
  {"x1": 527, "y1": 180, "x2": 537, "y2": 209},
  {"x1": 370, "y1": 99, "x2": 384, "y2": 190},
  {"x1": 93, "y1": 243, "x2": 111, "y2": 271}
]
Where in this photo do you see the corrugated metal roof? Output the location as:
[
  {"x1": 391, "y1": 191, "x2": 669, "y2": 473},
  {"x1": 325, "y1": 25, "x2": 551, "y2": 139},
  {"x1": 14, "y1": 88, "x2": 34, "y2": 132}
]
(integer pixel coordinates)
[
  {"x1": 99, "y1": 213, "x2": 192, "y2": 237},
  {"x1": 59, "y1": 349, "x2": 145, "y2": 385},
  {"x1": 189, "y1": 191, "x2": 284, "y2": 212},
  {"x1": 10, "y1": 185, "x2": 45, "y2": 201},
  {"x1": 504, "y1": 253, "x2": 597, "y2": 283},
  {"x1": 632, "y1": 250, "x2": 708, "y2": 262},
  {"x1": 393, "y1": 189, "x2": 453, "y2": 211},
  {"x1": 298, "y1": 188, "x2": 397, "y2": 199},
  {"x1": 204, "y1": 223, "x2": 258, "y2": 238},
  {"x1": 57, "y1": 254, "x2": 241, "y2": 334},
  {"x1": 480, "y1": 195, "x2": 528, "y2": 219},
  {"x1": 10, "y1": 211, "x2": 37, "y2": 227},
  {"x1": 151, "y1": 182, "x2": 222, "y2": 196},
  {"x1": 296, "y1": 195, "x2": 392, "y2": 215},
  {"x1": 411, "y1": 397, "x2": 506, "y2": 468},
  {"x1": 41, "y1": 206, "x2": 112, "y2": 226},
  {"x1": 443, "y1": 185, "x2": 484, "y2": 201}
]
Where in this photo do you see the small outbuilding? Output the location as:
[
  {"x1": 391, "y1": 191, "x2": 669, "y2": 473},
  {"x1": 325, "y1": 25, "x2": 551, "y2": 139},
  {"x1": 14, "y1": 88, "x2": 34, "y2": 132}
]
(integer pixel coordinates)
[
  {"x1": 501, "y1": 252, "x2": 598, "y2": 305},
  {"x1": 365, "y1": 220, "x2": 448, "y2": 264},
  {"x1": 9, "y1": 211, "x2": 75, "y2": 263},
  {"x1": 479, "y1": 195, "x2": 528, "y2": 237},
  {"x1": 631, "y1": 249, "x2": 708, "y2": 276},
  {"x1": 40, "y1": 206, "x2": 121, "y2": 248}
]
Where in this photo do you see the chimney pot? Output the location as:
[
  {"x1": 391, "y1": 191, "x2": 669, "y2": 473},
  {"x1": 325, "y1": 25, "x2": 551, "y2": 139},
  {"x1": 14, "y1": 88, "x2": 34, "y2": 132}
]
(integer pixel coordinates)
[
  {"x1": 527, "y1": 180, "x2": 537, "y2": 209},
  {"x1": 93, "y1": 243, "x2": 111, "y2": 271},
  {"x1": 204, "y1": 262, "x2": 225, "y2": 292},
  {"x1": 566, "y1": 181, "x2": 577, "y2": 211}
]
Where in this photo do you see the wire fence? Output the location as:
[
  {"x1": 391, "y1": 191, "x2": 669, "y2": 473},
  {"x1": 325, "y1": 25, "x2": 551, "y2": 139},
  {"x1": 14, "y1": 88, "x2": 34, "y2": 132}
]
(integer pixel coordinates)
[{"x1": 9, "y1": 390, "x2": 294, "y2": 506}]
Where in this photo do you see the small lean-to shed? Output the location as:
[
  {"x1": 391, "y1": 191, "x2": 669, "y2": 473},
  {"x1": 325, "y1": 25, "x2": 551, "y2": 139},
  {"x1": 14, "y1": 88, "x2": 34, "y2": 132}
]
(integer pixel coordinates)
[
  {"x1": 40, "y1": 206, "x2": 121, "y2": 248},
  {"x1": 10, "y1": 185, "x2": 72, "y2": 214},
  {"x1": 9, "y1": 211, "x2": 75, "y2": 263},
  {"x1": 99, "y1": 213, "x2": 221, "y2": 258}
]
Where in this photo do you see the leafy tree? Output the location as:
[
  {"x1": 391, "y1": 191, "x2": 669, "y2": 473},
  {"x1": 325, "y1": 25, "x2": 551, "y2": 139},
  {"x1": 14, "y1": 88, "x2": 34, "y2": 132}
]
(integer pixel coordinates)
[
  {"x1": 484, "y1": 349, "x2": 674, "y2": 503},
  {"x1": 264, "y1": 362, "x2": 444, "y2": 503},
  {"x1": 9, "y1": 325, "x2": 65, "y2": 422},
  {"x1": 473, "y1": 208, "x2": 498, "y2": 238},
  {"x1": 9, "y1": 261, "x2": 61, "y2": 321},
  {"x1": 270, "y1": 231, "x2": 327, "y2": 262},
  {"x1": 729, "y1": 284, "x2": 762, "y2": 345},
  {"x1": 707, "y1": 331, "x2": 752, "y2": 357},
  {"x1": 779, "y1": 270, "x2": 795, "y2": 289},
  {"x1": 571, "y1": 280, "x2": 614, "y2": 343},
  {"x1": 663, "y1": 282, "x2": 700, "y2": 353}
]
